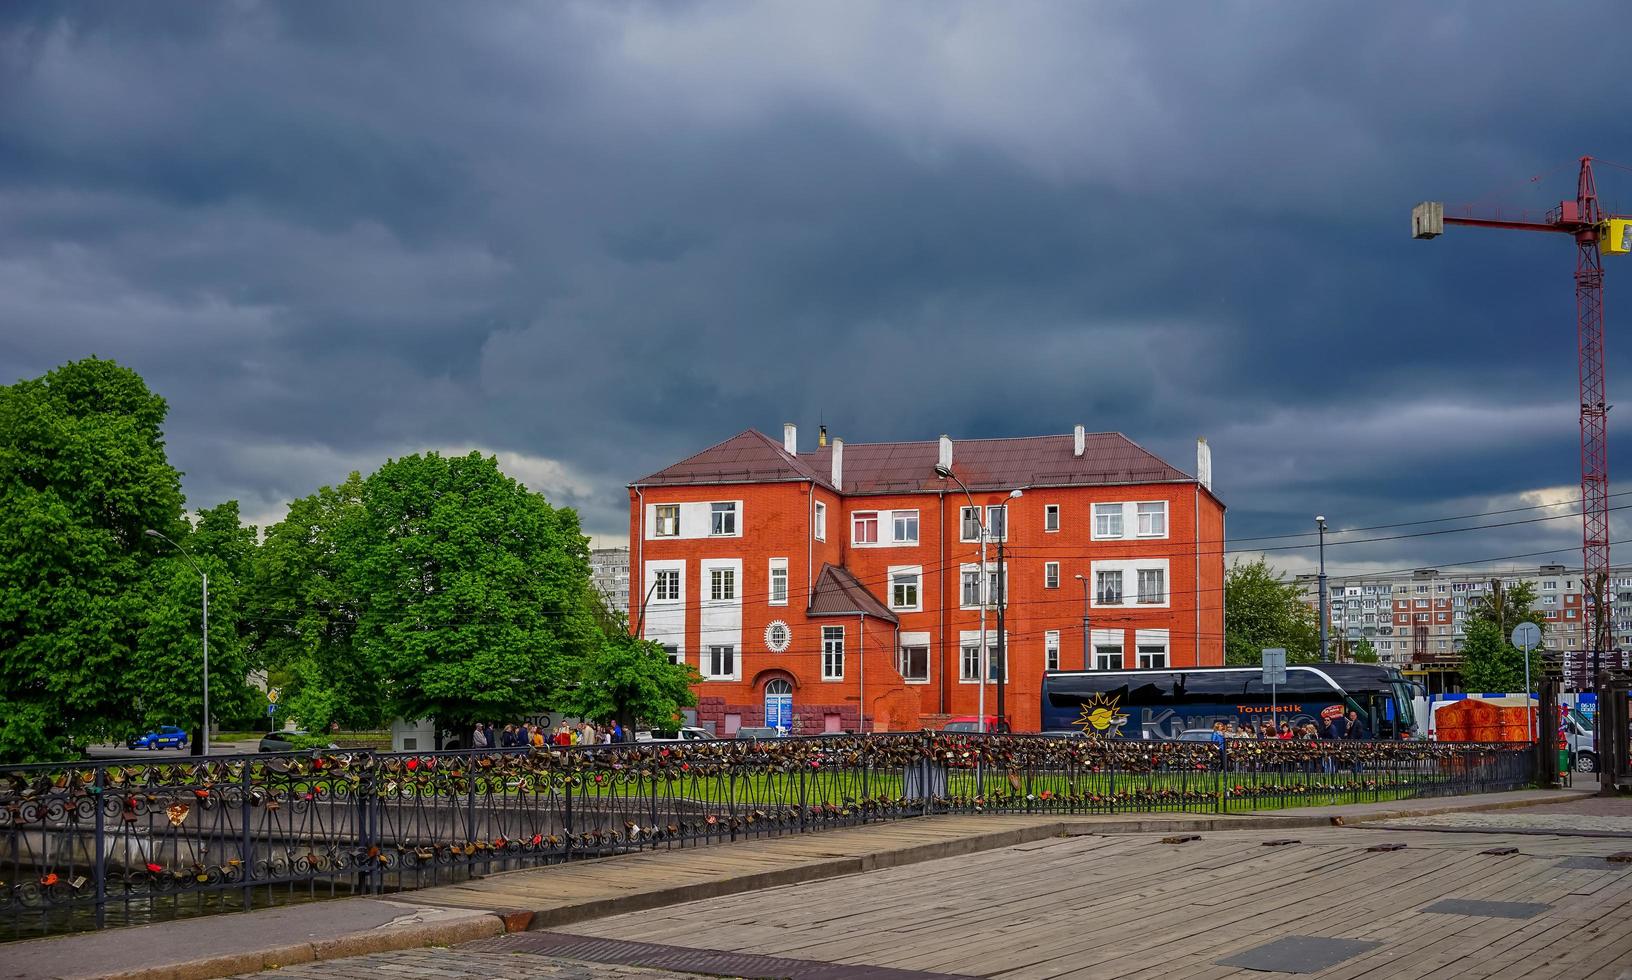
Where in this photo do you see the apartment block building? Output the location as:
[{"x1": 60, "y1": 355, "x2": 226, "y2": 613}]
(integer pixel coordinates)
[
  {"x1": 590, "y1": 546, "x2": 630, "y2": 615},
  {"x1": 628, "y1": 424, "x2": 1226, "y2": 734},
  {"x1": 1301, "y1": 563, "x2": 1632, "y2": 685}
]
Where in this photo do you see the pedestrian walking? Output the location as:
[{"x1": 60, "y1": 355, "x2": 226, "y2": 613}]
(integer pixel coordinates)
[
  {"x1": 612, "y1": 720, "x2": 623, "y2": 742},
  {"x1": 471, "y1": 723, "x2": 488, "y2": 750}
]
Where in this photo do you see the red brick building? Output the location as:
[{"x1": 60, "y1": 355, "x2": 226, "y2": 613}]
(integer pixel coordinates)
[{"x1": 628, "y1": 425, "x2": 1225, "y2": 734}]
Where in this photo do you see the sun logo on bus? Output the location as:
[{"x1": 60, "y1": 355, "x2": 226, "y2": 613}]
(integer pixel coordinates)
[{"x1": 1073, "y1": 693, "x2": 1128, "y2": 736}]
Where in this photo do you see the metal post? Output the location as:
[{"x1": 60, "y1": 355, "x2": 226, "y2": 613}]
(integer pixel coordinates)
[
  {"x1": 1316, "y1": 516, "x2": 1329, "y2": 662},
  {"x1": 93, "y1": 766, "x2": 107, "y2": 929},
  {"x1": 995, "y1": 535, "x2": 1006, "y2": 732},
  {"x1": 201, "y1": 572, "x2": 209, "y2": 756},
  {"x1": 1075, "y1": 575, "x2": 1091, "y2": 670}
]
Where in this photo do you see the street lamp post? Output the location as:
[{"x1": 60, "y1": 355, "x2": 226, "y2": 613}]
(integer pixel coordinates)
[
  {"x1": 144, "y1": 529, "x2": 209, "y2": 756},
  {"x1": 994, "y1": 489, "x2": 1023, "y2": 733},
  {"x1": 1074, "y1": 574, "x2": 1091, "y2": 670},
  {"x1": 1316, "y1": 515, "x2": 1329, "y2": 663},
  {"x1": 935, "y1": 464, "x2": 988, "y2": 733}
]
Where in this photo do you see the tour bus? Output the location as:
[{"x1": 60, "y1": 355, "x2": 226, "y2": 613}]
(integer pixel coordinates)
[{"x1": 1040, "y1": 664, "x2": 1419, "y2": 740}]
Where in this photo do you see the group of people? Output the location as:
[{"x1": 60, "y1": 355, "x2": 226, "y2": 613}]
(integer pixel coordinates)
[
  {"x1": 467, "y1": 719, "x2": 625, "y2": 750},
  {"x1": 1210, "y1": 709, "x2": 1371, "y2": 743}
]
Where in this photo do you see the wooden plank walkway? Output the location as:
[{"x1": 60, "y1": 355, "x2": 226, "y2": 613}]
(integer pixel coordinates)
[{"x1": 571, "y1": 822, "x2": 1632, "y2": 979}]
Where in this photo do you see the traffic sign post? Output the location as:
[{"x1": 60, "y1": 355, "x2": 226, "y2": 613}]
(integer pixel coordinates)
[
  {"x1": 1511, "y1": 623, "x2": 1541, "y2": 741},
  {"x1": 1262, "y1": 648, "x2": 1287, "y2": 730}
]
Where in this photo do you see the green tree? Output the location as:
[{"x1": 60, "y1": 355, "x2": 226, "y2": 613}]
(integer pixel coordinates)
[
  {"x1": 557, "y1": 622, "x2": 700, "y2": 739},
  {"x1": 1459, "y1": 619, "x2": 1526, "y2": 692},
  {"x1": 1467, "y1": 579, "x2": 1546, "y2": 641},
  {"x1": 1224, "y1": 557, "x2": 1320, "y2": 666},
  {"x1": 0, "y1": 358, "x2": 186, "y2": 761},
  {"x1": 249, "y1": 475, "x2": 378, "y2": 732},
  {"x1": 1350, "y1": 638, "x2": 1380, "y2": 664}
]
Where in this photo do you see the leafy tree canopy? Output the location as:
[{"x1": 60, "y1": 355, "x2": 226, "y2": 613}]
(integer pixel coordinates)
[
  {"x1": 556, "y1": 623, "x2": 700, "y2": 738},
  {"x1": 1350, "y1": 637, "x2": 1380, "y2": 664},
  {"x1": 1224, "y1": 557, "x2": 1320, "y2": 667},
  {"x1": 1459, "y1": 618, "x2": 1528, "y2": 693}
]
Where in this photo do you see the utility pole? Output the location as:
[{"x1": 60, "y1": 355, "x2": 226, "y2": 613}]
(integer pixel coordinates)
[
  {"x1": 1316, "y1": 516, "x2": 1329, "y2": 662},
  {"x1": 1074, "y1": 574, "x2": 1091, "y2": 670},
  {"x1": 995, "y1": 532, "x2": 1007, "y2": 732}
]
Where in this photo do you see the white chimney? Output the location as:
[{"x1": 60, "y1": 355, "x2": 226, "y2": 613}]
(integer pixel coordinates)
[
  {"x1": 831, "y1": 438, "x2": 844, "y2": 490},
  {"x1": 938, "y1": 434, "x2": 953, "y2": 472},
  {"x1": 1197, "y1": 437, "x2": 1213, "y2": 491},
  {"x1": 1073, "y1": 424, "x2": 1085, "y2": 458},
  {"x1": 783, "y1": 423, "x2": 797, "y2": 456}
]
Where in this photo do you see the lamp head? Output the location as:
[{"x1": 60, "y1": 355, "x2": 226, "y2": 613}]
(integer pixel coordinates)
[
  {"x1": 933, "y1": 464, "x2": 953, "y2": 478},
  {"x1": 144, "y1": 529, "x2": 162, "y2": 539},
  {"x1": 1074, "y1": 574, "x2": 1086, "y2": 581},
  {"x1": 1315, "y1": 515, "x2": 1326, "y2": 525},
  {"x1": 1008, "y1": 489, "x2": 1023, "y2": 499}
]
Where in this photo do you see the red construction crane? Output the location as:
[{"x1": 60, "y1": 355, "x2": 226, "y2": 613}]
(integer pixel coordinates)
[{"x1": 1414, "y1": 157, "x2": 1632, "y2": 687}]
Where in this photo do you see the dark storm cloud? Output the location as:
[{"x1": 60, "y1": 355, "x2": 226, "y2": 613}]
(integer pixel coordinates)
[{"x1": 4, "y1": 0, "x2": 1632, "y2": 575}]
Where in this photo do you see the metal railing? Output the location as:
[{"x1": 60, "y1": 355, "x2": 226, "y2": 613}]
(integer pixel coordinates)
[{"x1": 0, "y1": 734, "x2": 1534, "y2": 939}]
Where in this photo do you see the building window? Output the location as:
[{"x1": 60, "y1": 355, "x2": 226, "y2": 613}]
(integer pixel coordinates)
[
  {"x1": 891, "y1": 569, "x2": 921, "y2": 611},
  {"x1": 706, "y1": 645, "x2": 735, "y2": 678},
  {"x1": 893, "y1": 511, "x2": 919, "y2": 544},
  {"x1": 764, "y1": 621, "x2": 791, "y2": 652},
  {"x1": 898, "y1": 645, "x2": 928, "y2": 683},
  {"x1": 1094, "y1": 503, "x2": 1124, "y2": 539},
  {"x1": 852, "y1": 511, "x2": 879, "y2": 544},
  {"x1": 709, "y1": 568, "x2": 735, "y2": 601},
  {"x1": 814, "y1": 502, "x2": 826, "y2": 540},
  {"x1": 1044, "y1": 504, "x2": 1060, "y2": 532},
  {"x1": 822, "y1": 626, "x2": 844, "y2": 680},
  {"x1": 654, "y1": 570, "x2": 680, "y2": 602},
  {"x1": 961, "y1": 644, "x2": 981, "y2": 681},
  {"x1": 1137, "y1": 641, "x2": 1168, "y2": 669},
  {"x1": 661, "y1": 644, "x2": 681, "y2": 665},
  {"x1": 988, "y1": 566, "x2": 1005, "y2": 608},
  {"x1": 1136, "y1": 502, "x2": 1167, "y2": 537},
  {"x1": 1045, "y1": 562, "x2": 1060, "y2": 589},
  {"x1": 986, "y1": 505, "x2": 1007, "y2": 540},
  {"x1": 1096, "y1": 569, "x2": 1123, "y2": 605},
  {"x1": 710, "y1": 502, "x2": 737, "y2": 536},
  {"x1": 1045, "y1": 631, "x2": 1060, "y2": 671},
  {"x1": 655, "y1": 505, "x2": 680, "y2": 537},
  {"x1": 1414, "y1": 599, "x2": 1428, "y2": 608},
  {"x1": 1137, "y1": 569, "x2": 1165, "y2": 604},
  {"x1": 961, "y1": 506, "x2": 982, "y2": 542},
  {"x1": 962, "y1": 569, "x2": 983, "y2": 607},
  {"x1": 1094, "y1": 641, "x2": 1123, "y2": 671},
  {"x1": 769, "y1": 560, "x2": 788, "y2": 606}
]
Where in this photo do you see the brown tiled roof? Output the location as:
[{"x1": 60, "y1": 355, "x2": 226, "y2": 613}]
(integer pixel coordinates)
[
  {"x1": 806, "y1": 563, "x2": 897, "y2": 623},
  {"x1": 632, "y1": 429, "x2": 832, "y2": 488},
  {"x1": 633, "y1": 429, "x2": 1193, "y2": 493}
]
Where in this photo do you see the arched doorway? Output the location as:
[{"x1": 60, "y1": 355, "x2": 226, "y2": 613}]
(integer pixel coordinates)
[{"x1": 764, "y1": 678, "x2": 793, "y2": 733}]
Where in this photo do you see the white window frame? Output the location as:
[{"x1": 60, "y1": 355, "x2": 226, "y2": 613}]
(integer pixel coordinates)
[
  {"x1": 655, "y1": 504, "x2": 680, "y2": 537},
  {"x1": 1091, "y1": 629, "x2": 1124, "y2": 671},
  {"x1": 1136, "y1": 501, "x2": 1167, "y2": 538},
  {"x1": 1136, "y1": 568, "x2": 1165, "y2": 605},
  {"x1": 986, "y1": 505, "x2": 1008, "y2": 541},
  {"x1": 822, "y1": 626, "x2": 845, "y2": 681},
  {"x1": 1045, "y1": 562, "x2": 1060, "y2": 590},
  {"x1": 814, "y1": 501, "x2": 826, "y2": 541},
  {"x1": 710, "y1": 501, "x2": 738, "y2": 536},
  {"x1": 769, "y1": 559, "x2": 788, "y2": 606},
  {"x1": 889, "y1": 566, "x2": 922, "y2": 612},
  {"x1": 961, "y1": 567, "x2": 982, "y2": 608},
  {"x1": 661, "y1": 644, "x2": 682, "y2": 666},
  {"x1": 1093, "y1": 502, "x2": 1125, "y2": 540},
  {"x1": 1044, "y1": 504, "x2": 1060, "y2": 533},
  {"x1": 1135, "y1": 629, "x2": 1169, "y2": 669},
  {"x1": 1045, "y1": 630, "x2": 1060, "y2": 672},
  {"x1": 960, "y1": 506, "x2": 983, "y2": 543},
  {"x1": 709, "y1": 568, "x2": 736, "y2": 601},
  {"x1": 852, "y1": 510, "x2": 880, "y2": 545},
  {"x1": 892, "y1": 510, "x2": 920, "y2": 545},
  {"x1": 897, "y1": 633, "x2": 930, "y2": 684},
  {"x1": 1095, "y1": 569, "x2": 1124, "y2": 606},
  {"x1": 705, "y1": 644, "x2": 736, "y2": 680},
  {"x1": 654, "y1": 569, "x2": 680, "y2": 603},
  {"x1": 960, "y1": 644, "x2": 982, "y2": 682}
]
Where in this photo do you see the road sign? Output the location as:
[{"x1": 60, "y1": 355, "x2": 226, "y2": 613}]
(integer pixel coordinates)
[
  {"x1": 267, "y1": 702, "x2": 277, "y2": 717},
  {"x1": 1511, "y1": 622, "x2": 1541, "y2": 652},
  {"x1": 267, "y1": 687, "x2": 280, "y2": 704},
  {"x1": 1261, "y1": 648, "x2": 1287, "y2": 686}
]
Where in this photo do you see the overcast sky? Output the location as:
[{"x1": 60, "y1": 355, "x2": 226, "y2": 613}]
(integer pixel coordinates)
[{"x1": 6, "y1": 1, "x2": 1632, "y2": 580}]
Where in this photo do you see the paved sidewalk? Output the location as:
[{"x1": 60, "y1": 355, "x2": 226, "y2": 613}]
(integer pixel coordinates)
[{"x1": 0, "y1": 789, "x2": 1591, "y2": 980}]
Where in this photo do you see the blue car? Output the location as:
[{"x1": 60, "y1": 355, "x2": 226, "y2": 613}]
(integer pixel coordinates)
[{"x1": 126, "y1": 725, "x2": 188, "y2": 750}]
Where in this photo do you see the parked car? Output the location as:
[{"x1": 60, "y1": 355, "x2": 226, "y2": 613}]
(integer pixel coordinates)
[
  {"x1": 1039, "y1": 730, "x2": 1087, "y2": 738},
  {"x1": 942, "y1": 715, "x2": 1001, "y2": 733},
  {"x1": 733, "y1": 726, "x2": 782, "y2": 740},
  {"x1": 1564, "y1": 712, "x2": 1597, "y2": 772},
  {"x1": 126, "y1": 726, "x2": 188, "y2": 750},
  {"x1": 635, "y1": 726, "x2": 713, "y2": 742},
  {"x1": 1177, "y1": 729, "x2": 1221, "y2": 743},
  {"x1": 258, "y1": 730, "x2": 310, "y2": 752}
]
